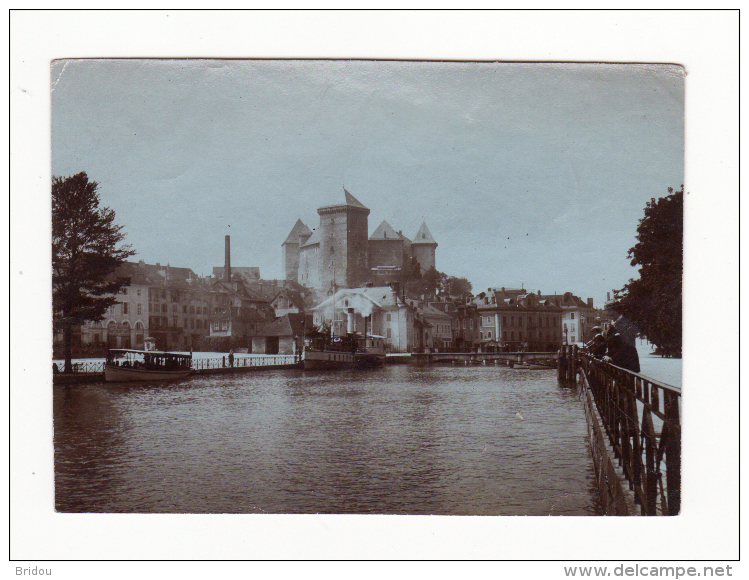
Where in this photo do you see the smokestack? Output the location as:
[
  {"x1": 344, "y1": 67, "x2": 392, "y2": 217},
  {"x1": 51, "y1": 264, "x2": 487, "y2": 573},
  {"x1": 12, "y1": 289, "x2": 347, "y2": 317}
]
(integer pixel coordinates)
[
  {"x1": 225, "y1": 235, "x2": 231, "y2": 283},
  {"x1": 607, "y1": 292, "x2": 611, "y2": 302}
]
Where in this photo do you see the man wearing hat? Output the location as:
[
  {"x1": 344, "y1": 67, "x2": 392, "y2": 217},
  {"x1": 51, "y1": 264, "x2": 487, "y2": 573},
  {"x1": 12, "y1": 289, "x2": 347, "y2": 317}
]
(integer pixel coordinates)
[
  {"x1": 602, "y1": 316, "x2": 641, "y2": 373},
  {"x1": 584, "y1": 326, "x2": 607, "y2": 358}
]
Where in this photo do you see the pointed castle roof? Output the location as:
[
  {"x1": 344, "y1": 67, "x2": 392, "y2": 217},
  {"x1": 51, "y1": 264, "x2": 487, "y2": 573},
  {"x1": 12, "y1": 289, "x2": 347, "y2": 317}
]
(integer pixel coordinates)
[
  {"x1": 318, "y1": 187, "x2": 370, "y2": 214},
  {"x1": 344, "y1": 187, "x2": 368, "y2": 209},
  {"x1": 369, "y1": 220, "x2": 401, "y2": 241},
  {"x1": 412, "y1": 222, "x2": 437, "y2": 245},
  {"x1": 283, "y1": 219, "x2": 312, "y2": 245}
]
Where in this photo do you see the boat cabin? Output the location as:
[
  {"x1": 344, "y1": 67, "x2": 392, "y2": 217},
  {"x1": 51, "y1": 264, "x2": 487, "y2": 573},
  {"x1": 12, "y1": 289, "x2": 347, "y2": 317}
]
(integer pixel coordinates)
[{"x1": 106, "y1": 349, "x2": 192, "y2": 371}]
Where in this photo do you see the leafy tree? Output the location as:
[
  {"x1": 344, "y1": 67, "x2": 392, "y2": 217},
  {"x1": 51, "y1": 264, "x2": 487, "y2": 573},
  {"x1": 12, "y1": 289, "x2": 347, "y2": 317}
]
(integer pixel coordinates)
[
  {"x1": 612, "y1": 187, "x2": 683, "y2": 357},
  {"x1": 418, "y1": 266, "x2": 443, "y2": 297},
  {"x1": 444, "y1": 276, "x2": 473, "y2": 297},
  {"x1": 52, "y1": 172, "x2": 135, "y2": 372}
]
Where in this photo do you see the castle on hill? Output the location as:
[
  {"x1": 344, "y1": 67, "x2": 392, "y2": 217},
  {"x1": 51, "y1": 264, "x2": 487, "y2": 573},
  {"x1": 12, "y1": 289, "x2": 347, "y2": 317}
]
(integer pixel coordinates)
[{"x1": 282, "y1": 188, "x2": 437, "y2": 295}]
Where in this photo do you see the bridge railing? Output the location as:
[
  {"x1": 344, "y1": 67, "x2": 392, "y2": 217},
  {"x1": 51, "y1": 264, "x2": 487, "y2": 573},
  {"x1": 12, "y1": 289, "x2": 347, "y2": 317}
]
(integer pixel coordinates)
[{"x1": 564, "y1": 345, "x2": 681, "y2": 516}]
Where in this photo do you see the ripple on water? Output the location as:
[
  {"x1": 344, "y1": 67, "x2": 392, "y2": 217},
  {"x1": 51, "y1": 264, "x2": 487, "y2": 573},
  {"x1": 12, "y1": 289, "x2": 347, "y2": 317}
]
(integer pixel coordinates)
[{"x1": 54, "y1": 365, "x2": 600, "y2": 515}]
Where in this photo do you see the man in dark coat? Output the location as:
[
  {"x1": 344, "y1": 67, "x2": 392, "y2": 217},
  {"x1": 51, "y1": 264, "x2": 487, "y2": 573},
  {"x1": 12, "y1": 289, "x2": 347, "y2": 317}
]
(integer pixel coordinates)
[{"x1": 603, "y1": 317, "x2": 640, "y2": 373}]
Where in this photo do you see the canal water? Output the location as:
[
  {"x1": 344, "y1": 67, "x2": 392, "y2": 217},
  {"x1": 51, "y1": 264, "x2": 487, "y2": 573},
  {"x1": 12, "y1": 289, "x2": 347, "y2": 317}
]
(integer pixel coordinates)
[{"x1": 54, "y1": 365, "x2": 600, "y2": 515}]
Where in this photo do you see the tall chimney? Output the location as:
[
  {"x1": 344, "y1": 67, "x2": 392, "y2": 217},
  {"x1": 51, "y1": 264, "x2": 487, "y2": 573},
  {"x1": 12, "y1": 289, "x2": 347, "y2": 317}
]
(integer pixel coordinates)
[{"x1": 225, "y1": 235, "x2": 231, "y2": 283}]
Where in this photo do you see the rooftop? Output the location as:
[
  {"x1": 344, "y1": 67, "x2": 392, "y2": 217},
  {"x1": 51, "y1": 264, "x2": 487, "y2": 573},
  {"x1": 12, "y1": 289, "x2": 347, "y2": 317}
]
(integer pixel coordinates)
[{"x1": 412, "y1": 222, "x2": 437, "y2": 245}]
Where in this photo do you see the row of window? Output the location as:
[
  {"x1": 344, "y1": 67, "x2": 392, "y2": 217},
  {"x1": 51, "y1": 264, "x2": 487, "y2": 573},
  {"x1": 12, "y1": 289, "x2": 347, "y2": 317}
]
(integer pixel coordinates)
[
  {"x1": 148, "y1": 317, "x2": 207, "y2": 331},
  {"x1": 109, "y1": 303, "x2": 143, "y2": 316},
  {"x1": 148, "y1": 303, "x2": 210, "y2": 315},
  {"x1": 479, "y1": 314, "x2": 562, "y2": 328},
  {"x1": 493, "y1": 330, "x2": 555, "y2": 342}
]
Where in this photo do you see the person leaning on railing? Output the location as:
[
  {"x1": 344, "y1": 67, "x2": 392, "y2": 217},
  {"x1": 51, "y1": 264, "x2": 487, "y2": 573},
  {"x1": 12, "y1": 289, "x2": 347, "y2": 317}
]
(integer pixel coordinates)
[
  {"x1": 601, "y1": 324, "x2": 640, "y2": 373},
  {"x1": 584, "y1": 325, "x2": 607, "y2": 359}
]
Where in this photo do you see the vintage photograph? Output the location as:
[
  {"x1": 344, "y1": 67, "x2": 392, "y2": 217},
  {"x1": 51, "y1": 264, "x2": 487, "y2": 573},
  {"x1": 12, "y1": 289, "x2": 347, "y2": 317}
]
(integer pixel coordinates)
[{"x1": 50, "y1": 59, "x2": 683, "y2": 517}]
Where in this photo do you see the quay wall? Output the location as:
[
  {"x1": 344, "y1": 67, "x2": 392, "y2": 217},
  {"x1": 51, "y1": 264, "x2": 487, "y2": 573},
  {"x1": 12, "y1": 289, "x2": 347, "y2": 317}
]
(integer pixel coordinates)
[{"x1": 577, "y1": 370, "x2": 637, "y2": 516}]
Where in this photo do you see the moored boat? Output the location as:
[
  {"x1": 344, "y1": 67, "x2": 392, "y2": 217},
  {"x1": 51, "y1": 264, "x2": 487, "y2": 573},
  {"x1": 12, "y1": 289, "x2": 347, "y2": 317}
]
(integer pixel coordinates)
[
  {"x1": 104, "y1": 349, "x2": 193, "y2": 382},
  {"x1": 302, "y1": 332, "x2": 386, "y2": 371}
]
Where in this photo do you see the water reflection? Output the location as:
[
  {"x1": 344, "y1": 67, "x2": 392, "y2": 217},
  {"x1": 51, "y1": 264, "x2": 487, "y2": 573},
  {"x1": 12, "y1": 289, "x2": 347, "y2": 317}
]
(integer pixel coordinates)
[{"x1": 54, "y1": 366, "x2": 600, "y2": 515}]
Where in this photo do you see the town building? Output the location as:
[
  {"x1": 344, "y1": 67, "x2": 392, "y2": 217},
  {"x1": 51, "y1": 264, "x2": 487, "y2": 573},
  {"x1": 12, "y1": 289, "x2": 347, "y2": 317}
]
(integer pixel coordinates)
[
  {"x1": 312, "y1": 286, "x2": 418, "y2": 353},
  {"x1": 410, "y1": 301, "x2": 455, "y2": 352},
  {"x1": 69, "y1": 260, "x2": 213, "y2": 354},
  {"x1": 539, "y1": 291, "x2": 597, "y2": 345},
  {"x1": 208, "y1": 279, "x2": 274, "y2": 344},
  {"x1": 85, "y1": 260, "x2": 153, "y2": 351},
  {"x1": 252, "y1": 313, "x2": 312, "y2": 355},
  {"x1": 145, "y1": 263, "x2": 211, "y2": 351},
  {"x1": 472, "y1": 287, "x2": 565, "y2": 352},
  {"x1": 452, "y1": 299, "x2": 481, "y2": 352}
]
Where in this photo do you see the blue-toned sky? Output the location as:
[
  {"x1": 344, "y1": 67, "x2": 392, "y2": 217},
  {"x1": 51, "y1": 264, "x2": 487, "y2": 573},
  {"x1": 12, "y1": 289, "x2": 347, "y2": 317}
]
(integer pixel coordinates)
[{"x1": 51, "y1": 60, "x2": 684, "y2": 306}]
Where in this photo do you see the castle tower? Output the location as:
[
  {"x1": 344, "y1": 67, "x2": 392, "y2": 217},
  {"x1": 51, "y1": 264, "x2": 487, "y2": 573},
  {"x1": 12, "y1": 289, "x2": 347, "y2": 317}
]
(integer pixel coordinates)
[
  {"x1": 317, "y1": 188, "x2": 370, "y2": 293},
  {"x1": 282, "y1": 219, "x2": 312, "y2": 282},
  {"x1": 411, "y1": 222, "x2": 437, "y2": 274},
  {"x1": 368, "y1": 220, "x2": 405, "y2": 269}
]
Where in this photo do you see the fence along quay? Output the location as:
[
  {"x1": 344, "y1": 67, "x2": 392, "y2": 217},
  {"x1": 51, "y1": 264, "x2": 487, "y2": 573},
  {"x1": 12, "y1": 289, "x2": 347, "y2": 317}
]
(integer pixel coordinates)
[
  {"x1": 559, "y1": 344, "x2": 681, "y2": 516},
  {"x1": 52, "y1": 354, "x2": 302, "y2": 384}
]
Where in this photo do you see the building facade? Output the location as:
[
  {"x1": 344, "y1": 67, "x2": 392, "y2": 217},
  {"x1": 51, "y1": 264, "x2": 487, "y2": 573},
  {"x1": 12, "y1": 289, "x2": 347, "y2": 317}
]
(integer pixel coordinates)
[
  {"x1": 311, "y1": 286, "x2": 418, "y2": 353},
  {"x1": 472, "y1": 288, "x2": 564, "y2": 352},
  {"x1": 539, "y1": 292, "x2": 597, "y2": 345}
]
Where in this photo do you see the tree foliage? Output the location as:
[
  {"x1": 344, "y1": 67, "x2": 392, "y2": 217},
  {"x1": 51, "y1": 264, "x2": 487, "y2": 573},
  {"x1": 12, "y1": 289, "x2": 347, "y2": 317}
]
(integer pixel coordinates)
[
  {"x1": 612, "y1": 187, "x2": 683, "y2": 356},
  {"x1": 401, "y1": 260, "x2": 473, "y2": 300},
  {"x1": 52, "y1": 172, "x2": 135, "y2": 371},
  {"x1": 444, "y1": 276, "x2": 473, "y2": 297}
]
